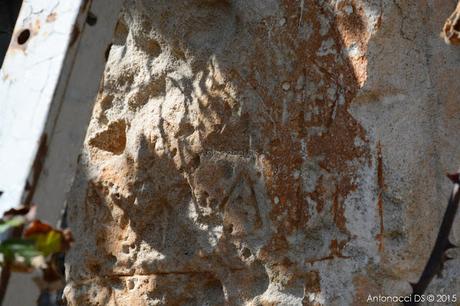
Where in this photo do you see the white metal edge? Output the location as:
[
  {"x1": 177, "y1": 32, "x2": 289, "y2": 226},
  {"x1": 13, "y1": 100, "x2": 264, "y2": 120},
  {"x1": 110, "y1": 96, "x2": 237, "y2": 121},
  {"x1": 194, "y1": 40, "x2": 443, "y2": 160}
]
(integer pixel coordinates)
[
  {"x1": 0, "y1": 0, "x2": 83, "y2": 216},
  {"x1": 0, "y1": 0, "x2": 122, "y2": 219},
  {"x1": 33, "y1": 0, "x2": 123, "y2": 225}
]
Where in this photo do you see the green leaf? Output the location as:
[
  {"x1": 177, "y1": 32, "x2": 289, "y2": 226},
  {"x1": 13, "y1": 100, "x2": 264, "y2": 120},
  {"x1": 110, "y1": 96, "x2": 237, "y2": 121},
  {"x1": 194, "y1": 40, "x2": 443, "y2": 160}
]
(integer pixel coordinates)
[
  {"x1": 0, "y1": 217, "x2": 25, "y2": 233},
  {"x1": 32, "y1": 230, "x2": 63, "y2": 257},
  {"x1": 0, "y1": 239, "x2": 42, "y2": 264}
]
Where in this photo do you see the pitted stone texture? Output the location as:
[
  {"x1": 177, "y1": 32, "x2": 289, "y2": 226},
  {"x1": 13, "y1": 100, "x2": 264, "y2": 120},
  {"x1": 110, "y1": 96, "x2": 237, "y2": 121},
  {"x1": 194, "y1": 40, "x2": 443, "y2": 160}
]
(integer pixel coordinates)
[{"x1": 64, "y1": 1, "x2": 460, "y2": 305}]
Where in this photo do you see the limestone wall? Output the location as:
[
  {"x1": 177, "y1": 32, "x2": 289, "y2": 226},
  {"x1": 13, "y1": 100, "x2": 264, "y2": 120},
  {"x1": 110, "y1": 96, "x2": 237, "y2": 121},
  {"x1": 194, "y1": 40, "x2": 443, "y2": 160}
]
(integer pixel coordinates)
[{"x1": 64, "y1": 1, "x2": 460, "y2": 305}]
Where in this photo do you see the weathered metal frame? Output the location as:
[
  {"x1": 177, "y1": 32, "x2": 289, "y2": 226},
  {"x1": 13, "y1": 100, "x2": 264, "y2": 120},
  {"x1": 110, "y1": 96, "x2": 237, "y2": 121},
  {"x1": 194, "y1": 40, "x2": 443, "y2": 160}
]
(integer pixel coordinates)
[{"x1": 0, "y1": 0, "x2": 122, "y2": 223}]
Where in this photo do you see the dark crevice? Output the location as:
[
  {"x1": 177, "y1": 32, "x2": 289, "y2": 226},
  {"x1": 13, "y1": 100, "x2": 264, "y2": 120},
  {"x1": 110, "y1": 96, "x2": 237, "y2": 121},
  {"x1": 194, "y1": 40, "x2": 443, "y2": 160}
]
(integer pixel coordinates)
[{"x1": 86, "y1": 11, "x2": 97, "y2": 26}]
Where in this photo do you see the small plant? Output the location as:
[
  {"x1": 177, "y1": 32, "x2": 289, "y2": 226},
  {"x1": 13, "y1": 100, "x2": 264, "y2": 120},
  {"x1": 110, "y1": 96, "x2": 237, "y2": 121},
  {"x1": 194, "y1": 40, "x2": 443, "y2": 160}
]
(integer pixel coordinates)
[
  {"x1": 0, "y1": 207, "x2": 73, "y2": 305},
  {"x1": 0, "y1": 217, "x2": 72, "y2": 271}
]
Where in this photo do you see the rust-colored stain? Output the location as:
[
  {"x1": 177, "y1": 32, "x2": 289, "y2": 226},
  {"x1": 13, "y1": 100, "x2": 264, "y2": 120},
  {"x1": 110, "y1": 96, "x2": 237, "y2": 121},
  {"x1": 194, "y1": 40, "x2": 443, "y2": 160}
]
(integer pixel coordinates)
[
  {"x1": 376, "y1": 141, "x2": 384, "y2": 252},
  {"x1": 332, "y1": 183, "x2": 347, "y2": 232},
  {"x1": 33, "y1": 19, "x2": 41, "y2": 33},
  {"x1": 334, "y1": 0, "x2": 370, "y2": 86},
  {"x1": 245, "y1": 0, "x2": 372, "y2": 262},
  {"x1": 304, "y1": 270, "x2": 322, "y2": 305},
  {"x1": 305, "y1": 270, "x2": 321, "y2": 292},
  {"x1": 305, "y1": 239, "x2": 351, "y2": 264},
  {"x1": 46, "y1": 12, "x2": 57, "y2": 23},
  {"x1": 74, "y1": 2, "x2": 380, "y2": 301},
  {"x1": 313, "y1": 176, "x2": 326, "y2": 213}
]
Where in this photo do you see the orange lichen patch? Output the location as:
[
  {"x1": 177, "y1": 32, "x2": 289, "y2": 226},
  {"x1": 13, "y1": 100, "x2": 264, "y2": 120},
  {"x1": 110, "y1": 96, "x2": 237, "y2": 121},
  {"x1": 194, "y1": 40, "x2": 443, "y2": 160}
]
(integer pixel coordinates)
[
  {"x1": 264, "y1": 133, "x2": 304, "y2": 234},
  {"x1": 335, "y1": 1, "x2": 367, "y2": 43},
  {"x1": 334, "y1": 0, "x2": 372, "y2": 86},
  {"x1": 307, "y1": 110, "x2": 370, "y2": 235},
  {"x1": 239, "y1": 0, "x2": 372, "y2": 264},
  {"x1": 308, "y1": 110, "x2": 369, "y2": 172},
  {"x1": 88, "y1": 120, "x2": 127, "y2": 155},
  {"x1": 376, "y1": 142, "x2": 385, "y2": 252},
  {"x1": 442, "y1": 1, "x2": 460, "y2": 45},
  {"x1": 347, "y1": 54, "x2": 367, "y2": 88}
]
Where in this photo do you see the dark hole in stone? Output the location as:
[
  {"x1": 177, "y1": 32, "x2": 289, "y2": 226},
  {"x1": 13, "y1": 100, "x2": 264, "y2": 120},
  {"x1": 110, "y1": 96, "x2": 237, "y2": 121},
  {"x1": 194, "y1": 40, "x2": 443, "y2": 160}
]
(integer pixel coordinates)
[
  {"x1": 224, "y1": 223, "x2": 234, "y2": 234},
  {"x1": 0, "y1": 191, "x2": 3, "y2": 198},
  {"x1": 86, "y1": 11, "x2": 98, "y2": 26},
  {"x1": 204, "y1": 276, "x2": 225, "y2": 303},
  {"x1": 191, "y1": 154, "x2": 201, "y2": 169},
  {"x1": 241, "y1": 247, "x2": 251, "y2": 259},
  {"x1": 221, "y1": 195, "x2": 229, "y2": 208},
  {"x1": 17, "y1": 28, "x2": 29, "y2": 45},
  {"x1": 208, "y1": 198, "x2": 218, "y2": 209},
  {"x1": 88, "y1": 262, "x2": 101, "y2": 274}
]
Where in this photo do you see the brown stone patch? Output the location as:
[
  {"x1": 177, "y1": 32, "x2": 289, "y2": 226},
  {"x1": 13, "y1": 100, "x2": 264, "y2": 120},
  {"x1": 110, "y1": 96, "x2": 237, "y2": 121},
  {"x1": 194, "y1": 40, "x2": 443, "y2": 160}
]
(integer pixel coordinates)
[
  {"x1": 88, "y1": 120, "x2": 127, "y2": 155},
  {"x1": 303, "y1": 270, "x2": 322, "y2": 306}
]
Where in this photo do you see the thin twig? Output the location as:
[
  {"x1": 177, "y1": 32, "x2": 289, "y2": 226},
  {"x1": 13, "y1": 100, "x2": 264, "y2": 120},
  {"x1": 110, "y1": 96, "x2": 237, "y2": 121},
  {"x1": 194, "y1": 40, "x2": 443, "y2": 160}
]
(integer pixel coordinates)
[{"x1": 405, "y1": 173, "x2": 460, "y2": 305}]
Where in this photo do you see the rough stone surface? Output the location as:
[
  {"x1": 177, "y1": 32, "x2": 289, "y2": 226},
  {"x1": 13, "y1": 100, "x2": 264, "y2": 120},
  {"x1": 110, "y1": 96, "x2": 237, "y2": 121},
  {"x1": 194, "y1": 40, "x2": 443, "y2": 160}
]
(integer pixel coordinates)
[{"x1": 64, "y1": 1, "x2": 460, "y2": 305}]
